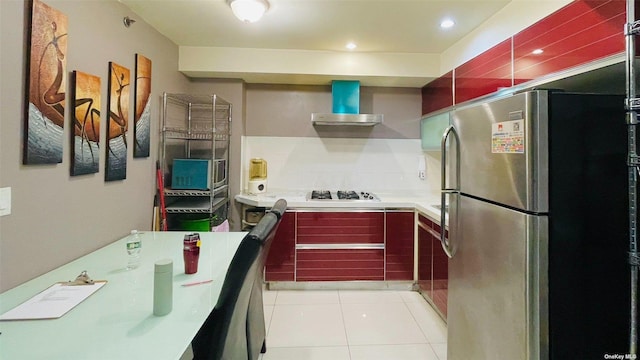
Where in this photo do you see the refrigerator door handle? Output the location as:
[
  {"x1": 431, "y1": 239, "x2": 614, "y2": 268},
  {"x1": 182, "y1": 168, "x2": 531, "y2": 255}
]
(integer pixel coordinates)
[
  {"x1": 441, "y1": 125, "x2": 460, "y2": 258},
  {"x1": 441, "y1": 125, "x2": 460, "y2": 192}
]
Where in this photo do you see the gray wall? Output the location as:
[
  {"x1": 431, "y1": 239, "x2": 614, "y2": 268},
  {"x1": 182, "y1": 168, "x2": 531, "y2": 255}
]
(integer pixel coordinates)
[
  {"x1": 245, "y1": 84, "x2": 421, "y2": 139},
  {"x1": 0, "y1": 0, "x2": 423, "y2": 292},
  {"x1": 0, "y1": 0, "x2": 190, "y2": 291},
  {"x1": 186, "y1": 82, "x2": 422, "y2": 232}
]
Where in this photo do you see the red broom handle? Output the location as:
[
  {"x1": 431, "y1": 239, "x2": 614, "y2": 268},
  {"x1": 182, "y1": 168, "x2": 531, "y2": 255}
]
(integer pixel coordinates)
[{"x1": 156, "y1": 161, "x2": 168, "y2": 231}]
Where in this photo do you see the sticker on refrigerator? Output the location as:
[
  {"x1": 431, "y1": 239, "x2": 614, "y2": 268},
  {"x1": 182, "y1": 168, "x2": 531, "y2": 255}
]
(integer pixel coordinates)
[{"x1": 492, "y1": 120, "x2": 524, "y2": 154}]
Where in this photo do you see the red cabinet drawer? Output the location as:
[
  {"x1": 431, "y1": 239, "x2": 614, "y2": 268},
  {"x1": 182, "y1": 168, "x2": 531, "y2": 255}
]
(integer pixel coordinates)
[
  {"x1": 296, "y1": 249, "x2": 384, "y2": 281},
  {"x1": 297, "y1": 211, "x2": 384, "y2": 244}
]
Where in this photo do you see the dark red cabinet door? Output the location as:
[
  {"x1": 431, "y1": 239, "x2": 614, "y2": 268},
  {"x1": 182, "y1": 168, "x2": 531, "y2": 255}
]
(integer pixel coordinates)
[
  {"x1": 417, "y1": 215, "x2": 434, "y2": 300},
  {"x1": 385, "y1": 211, "x2": 415, "y2": 281},
  {"x1": 265, "y1": 211, "x2": 296, "y2": 281},
  {"x1": 431, "y1": 222, "x2": 448, "y2": 317},
  {"x1": 417, "y1": 213, "x2": 448, "y2": 318}
]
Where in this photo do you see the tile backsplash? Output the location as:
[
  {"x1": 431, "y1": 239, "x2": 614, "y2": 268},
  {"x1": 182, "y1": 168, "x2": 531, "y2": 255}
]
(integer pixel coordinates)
[{"x1": 242, "y1": 136, "x2": 441, "y2": 194}]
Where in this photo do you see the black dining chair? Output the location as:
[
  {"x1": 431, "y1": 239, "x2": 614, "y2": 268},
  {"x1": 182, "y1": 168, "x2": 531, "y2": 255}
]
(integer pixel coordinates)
[
  {"x1": 269, "y1": 198, "x2": 287, "y2": 220},
  {"x1": 246, "y1": 199, "x2": 287, "y2": 360},
  {"x1": 191, "y1": 233, "x2": 262, "y2": 360}
]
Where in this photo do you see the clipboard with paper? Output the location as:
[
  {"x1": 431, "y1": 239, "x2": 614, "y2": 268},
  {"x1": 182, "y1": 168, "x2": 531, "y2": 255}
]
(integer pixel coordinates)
[{"x1": 0, "y1": 271, "x2": 107, "y2": 321}]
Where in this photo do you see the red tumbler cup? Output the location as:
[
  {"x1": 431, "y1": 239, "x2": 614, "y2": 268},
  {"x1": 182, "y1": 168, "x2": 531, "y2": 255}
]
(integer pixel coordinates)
[{"x1": 183, "y1": 233, "x2": 201, "y2": 274}]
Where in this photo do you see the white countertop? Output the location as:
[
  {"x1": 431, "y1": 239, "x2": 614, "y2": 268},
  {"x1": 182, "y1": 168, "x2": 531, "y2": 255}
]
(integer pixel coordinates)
[{"x1": 235, "y1": 189, "x2": 444, "y2": 223}]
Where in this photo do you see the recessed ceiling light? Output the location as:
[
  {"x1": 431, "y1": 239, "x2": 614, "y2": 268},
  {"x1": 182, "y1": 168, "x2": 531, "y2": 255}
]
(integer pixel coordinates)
[
  {"x1": 346, "y1": 42, "x2": 357, "y2": 50},
  {"x1": 532, "y1": 49, "x2": 544, "y2": 55},
  {"x1": 440, "y1": 18, "x2": 455, "y2": 29}
]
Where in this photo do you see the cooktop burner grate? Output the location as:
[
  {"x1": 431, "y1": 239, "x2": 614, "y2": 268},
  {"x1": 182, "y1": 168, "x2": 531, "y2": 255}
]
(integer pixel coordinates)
[
  {"x1": 307, "y1": 190, "x2": 379, "y2": 201},
  {"x1": 310, "y1": 190, "x2": 332, "y2": 200},
  {"x1": 337, "y1": 190, "x2": 360, "y2": 200}
]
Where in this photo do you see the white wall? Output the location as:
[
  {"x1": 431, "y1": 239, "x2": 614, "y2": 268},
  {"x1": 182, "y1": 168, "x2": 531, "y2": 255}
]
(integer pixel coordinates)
[
  {"x1": 0, "y1": 0, "x2": 190, "y2": 291},
  {"x1": 242, "y1": 136, "x2": 441, "y2": 197}
]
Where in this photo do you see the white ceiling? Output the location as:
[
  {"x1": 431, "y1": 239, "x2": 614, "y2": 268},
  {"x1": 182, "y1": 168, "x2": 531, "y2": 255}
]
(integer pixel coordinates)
[
  {"x1": 120, "y1": 0, "x2": 511, "y2": 53},
  {"x1": 119, "y1": 0, "x2": 515, "y2": 86}
]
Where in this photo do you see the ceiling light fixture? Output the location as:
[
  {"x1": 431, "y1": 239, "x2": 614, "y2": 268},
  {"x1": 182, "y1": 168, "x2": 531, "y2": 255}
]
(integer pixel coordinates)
[
  {"x1": 440, "y1": 18, "x2": 455, "y2": 29},
  {"x1": 346, "y1": 42, "x2": 357, "y2": 50},
  {"x1": 532, "y1": 49, "x2": 544, "y2": 55},
  {"x1": 228, "y1": 0, "x2": 270, "y2": 23}
]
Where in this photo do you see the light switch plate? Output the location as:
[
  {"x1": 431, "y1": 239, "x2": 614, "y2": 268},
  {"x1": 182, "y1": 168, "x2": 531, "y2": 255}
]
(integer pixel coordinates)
[{"x1": 0, "y1": 187, "x2": 11, "y2": 216}]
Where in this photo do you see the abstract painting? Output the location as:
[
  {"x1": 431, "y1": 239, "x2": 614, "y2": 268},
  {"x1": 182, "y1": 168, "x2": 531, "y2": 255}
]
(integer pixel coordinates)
[
  {"x1": 24, "y1": 0, "x2": 68, "y2": 164},
  {"x1": 70, "y1": 71, "x2": 100, "y2": 176},
  {"x1": 134, "y1": 54, "x2": 152, "y2": 158},
  {"x1": 105, "y1": 62, "x2": 130, "y2": 181}
]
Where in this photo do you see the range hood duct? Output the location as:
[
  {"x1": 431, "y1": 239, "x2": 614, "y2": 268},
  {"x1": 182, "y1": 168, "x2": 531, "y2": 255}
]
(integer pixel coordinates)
[{"x1": 311, "y1": 80, "x2": 383, "y2": 126}]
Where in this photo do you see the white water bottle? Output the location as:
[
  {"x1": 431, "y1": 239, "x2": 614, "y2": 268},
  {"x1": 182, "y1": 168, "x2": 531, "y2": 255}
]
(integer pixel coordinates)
[
  {"x1": 153, "y1": 259, "x2": 173, "y2": 316},
  {"x1": 126, "y1": 230, "x2": 142, "y2": 270}
]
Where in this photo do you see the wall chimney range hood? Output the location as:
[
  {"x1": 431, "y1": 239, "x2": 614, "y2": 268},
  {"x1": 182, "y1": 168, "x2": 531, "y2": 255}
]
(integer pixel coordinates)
[{"x1": 311, "y1": 80, "x2": 383, "y2": 126}]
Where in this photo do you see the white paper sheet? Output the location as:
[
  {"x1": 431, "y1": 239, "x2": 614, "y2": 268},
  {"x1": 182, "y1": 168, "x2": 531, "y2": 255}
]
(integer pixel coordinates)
[{"x1": 0, "y1": 281, "x2": 106, "y2": 320}]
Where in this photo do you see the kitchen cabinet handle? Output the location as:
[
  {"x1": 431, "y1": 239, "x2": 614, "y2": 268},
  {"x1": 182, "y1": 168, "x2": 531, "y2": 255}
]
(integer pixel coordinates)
[
  {"x1": 296, "y1": 243, "x2": 384, "y2": 250},
  {"x1": 426, "y1": 228, "x2": 442, "y2": 239},
  {"x1": 417, "y1": 220, "x2": 431, "y2": 231},
  {"x1": 417, "y1": 220, "x2": 442, "y2": 238},
  {"x1": 440, "y1": 125, "x2": 459, "y2": 258}
]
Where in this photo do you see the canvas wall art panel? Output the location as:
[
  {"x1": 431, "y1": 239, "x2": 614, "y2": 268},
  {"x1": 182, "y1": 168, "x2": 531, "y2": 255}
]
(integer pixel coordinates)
[
  {"x1": 24, "y1": 0, "x2": 68, "y2": 164},
  {"x1": 134, "y1": 54, "x2": 152, "y2": 158},
  {"x1": 70, "y1": 71, "x2": 100, "y2": 176},
  {"x1": 105, "y1": 62, "x2": 130, "y2": 181}
]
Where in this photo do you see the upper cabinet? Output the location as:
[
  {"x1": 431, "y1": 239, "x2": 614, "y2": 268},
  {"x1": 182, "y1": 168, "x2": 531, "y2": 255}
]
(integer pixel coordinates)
[
  {"x1": 422, "y1": 0, "x2": 626, "y2": 115},
  {"x1": 421, "y1": 112, "x2": 450, "y2": 151}
]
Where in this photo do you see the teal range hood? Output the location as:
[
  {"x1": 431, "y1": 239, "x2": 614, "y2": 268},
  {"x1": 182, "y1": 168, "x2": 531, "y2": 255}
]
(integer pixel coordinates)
[{"x1": 311, "y1": 80, "x2": 383, "y2": 126}]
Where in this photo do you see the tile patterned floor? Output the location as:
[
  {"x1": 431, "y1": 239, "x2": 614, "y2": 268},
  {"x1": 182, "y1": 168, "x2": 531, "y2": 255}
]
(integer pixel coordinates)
[
  {"x1": 259, "y1": 290, "x2": 447, "y2": 360},
  {"x1": 181, "y1": 290, "x2": 447, "y2": 360}
]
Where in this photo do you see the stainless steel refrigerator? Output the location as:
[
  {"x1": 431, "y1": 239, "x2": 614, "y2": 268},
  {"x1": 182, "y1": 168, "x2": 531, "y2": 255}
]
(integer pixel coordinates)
[{"x1": 440, "y1": 90, "x2": 630, "y2": 359}]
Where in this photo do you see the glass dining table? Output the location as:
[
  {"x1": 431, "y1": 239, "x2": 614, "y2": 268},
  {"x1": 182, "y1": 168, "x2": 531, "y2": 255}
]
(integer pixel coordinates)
[{"x1": 0, "y1": 231, "x2": 246, "y2": 360}]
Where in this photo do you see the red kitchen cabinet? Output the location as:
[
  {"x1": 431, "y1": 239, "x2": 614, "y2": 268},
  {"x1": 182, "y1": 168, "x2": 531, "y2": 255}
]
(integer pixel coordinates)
[
  {"x1": 431, "y1": 221, "x2": 448, "y2": 317},
  {"x1": 297, "y1": 211, "x2": 384, "y2": 244},
  {"x1": 296, "y1": 249, "x2": 384, "y2": 281},
  {"x1": 385, "y1": 211, "x2": 415, "y2": 281},
  {"x1": 454, "y1": 38, "x2": 512, "y2": 104},
  {"x1": 266, "y1": 210, "x2": 417, "y2": 283},
  {"x1": 513, "y1": 0, "x2": 624, "y2": 85},
  {"x1": 417, "y1": 213, "x2": 448, "y2": 319},
  {"x1": 265, "y1": 211, "x2": 296, "y2": 281},
  {"x1": 422, "y1": 0, "x2": 627, "y2": 115},
  {"x1": 417, "y1": 215, "x2": 434, "y2": 300},
  {"x1": 422, "y1": 71, "x2": 453, "y2": 116},
  {"x1": 295, "y1": 211, "x2": 385, "y2": 281}
]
